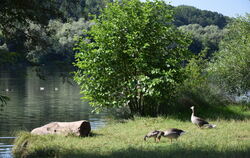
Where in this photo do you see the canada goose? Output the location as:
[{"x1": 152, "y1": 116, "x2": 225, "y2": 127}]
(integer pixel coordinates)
[
  {"x1": 162, "y1": 128, "x2": 186, "y2": 143},
  {"x1": 144, "y1": 130, "x2": 164, "y2": 142},
  {"x1": 190, "y1": 106, "x2": 216, "y2": 128}
]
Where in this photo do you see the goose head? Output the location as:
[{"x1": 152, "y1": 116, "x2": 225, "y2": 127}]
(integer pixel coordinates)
[{"x1": 190, "y1": 106, "x2": 194, "y2": 110}]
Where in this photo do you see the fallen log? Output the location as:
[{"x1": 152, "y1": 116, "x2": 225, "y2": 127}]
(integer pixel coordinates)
[{"x1": 31, "y1": 120, "x2": 91, "y2": 137}]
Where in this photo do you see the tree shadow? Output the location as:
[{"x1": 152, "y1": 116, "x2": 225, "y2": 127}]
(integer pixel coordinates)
[
  {"x1": 32, "y1": 146, "x2": 250, "y2": 158},
  {"x1": 88, "y1": 132, "x2": 104, "y2": 137}
]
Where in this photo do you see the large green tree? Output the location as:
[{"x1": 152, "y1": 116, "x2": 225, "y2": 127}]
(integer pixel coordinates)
[
  {"x1": 208, "y1": 14, "x2": 250, "y2": 94},
  {"x1": 74, "y1": 0, "x2": 191, "y2": 116}
]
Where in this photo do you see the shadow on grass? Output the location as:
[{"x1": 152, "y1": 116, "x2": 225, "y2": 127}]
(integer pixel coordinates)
[
  {"x1": 23, "y1": 146, "x2": 250, "y2": 158},
  {"x1": 89, "y1": 132, "x2": 104, "y2": 137}
]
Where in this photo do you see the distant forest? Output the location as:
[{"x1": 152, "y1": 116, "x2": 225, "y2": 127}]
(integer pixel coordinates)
[{"x1": 0, "y1": 0, "x2": 231, "y2": 66}]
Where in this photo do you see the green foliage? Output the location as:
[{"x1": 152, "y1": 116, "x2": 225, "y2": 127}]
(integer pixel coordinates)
[
  {"x1": 74, "y1": 0, "x2": 191, "y2": 116},
  {"x1": 177, "y1": 51, "x2": 227, "y2": 108},
  {"x1": 0, "y1": 0, "x2": 110, "y2": 37},
  {"x1": 0, "y1": 1, "x2": 231, "y2": 67},
  {"x1": 178, "y1": 24, "x2": 228, "y2": 56},
  {"x1": 208, "y1": 15, "x2": 250, "y2": 94},
  {"x1": 0, "y1": 95, "x2": 10, "y2": 107},
  {"x1": 0, "y1": 0, "x2": 111, "y2": 66},
  {"x1": 174, "y1": 5, "x2": 230, "y2": 29},
  {"x1": 57, "y1": 0, "x2": 112, "y2": 20},
  {"x1": 25, "y1": 18, "x2": 92, "y2": 64},
  {"x1": 182, "y1": 53, "x2": 209, "y2": 93},
  {"x1": 0, "y1": 0, "x2": 62, "y2": 37},
  {"x1": 0, "y1": 44, "x2": 22, "y2": 65}
]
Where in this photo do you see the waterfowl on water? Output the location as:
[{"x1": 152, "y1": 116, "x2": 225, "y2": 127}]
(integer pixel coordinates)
[
  {"x1": 144, "y1": 130, "x2": 164, "y2": 142},
  {"x1": 190, "y1": 106, "x2": 216, "y2": 128},
  {"x1": 3, "y1": 88, "x2": 13, "y2": 92}
]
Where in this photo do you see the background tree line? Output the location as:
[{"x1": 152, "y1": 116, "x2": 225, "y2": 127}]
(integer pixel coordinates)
[
  {"x1": 0, "y1": 0, "x2": 112, "y2": 66},
  {"x1": 0, "y1": 1, "x2": 231, "y2": 66}
]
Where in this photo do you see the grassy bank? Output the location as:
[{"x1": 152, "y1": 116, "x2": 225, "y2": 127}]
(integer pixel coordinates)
[{"x1": 13, "y1": 106, "x2": 250, "y2": 158}]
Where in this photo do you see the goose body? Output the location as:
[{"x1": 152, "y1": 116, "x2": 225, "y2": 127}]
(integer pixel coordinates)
[
  {"x1": 162, "y1": 128, "x2": 186, "y2": 143},
  {"x1": 190, "y1": 106, "x2": 216, "y2": 128},
  {"x1": 144, "y1": 130, "x2": 163, "y2": 142}
]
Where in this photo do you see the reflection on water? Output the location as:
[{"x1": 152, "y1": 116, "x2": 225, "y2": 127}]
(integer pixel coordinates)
[
  {"x1": 0, "y1": 66, "x2": 107, "y2": 158},
  {"x1": 0, "y1": 137, "x2": 15, "y2": 158}
]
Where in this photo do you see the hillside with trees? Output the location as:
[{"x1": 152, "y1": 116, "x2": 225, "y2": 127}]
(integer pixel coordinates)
[
  {"x1": 0, "y1": 1, "x2": 231, "y2": 66},
  {"x1": 178, "y1": 24, "x2": 228, "y2": 57},
  {"x1": 173, "y1": 5, "x2": 231, "y2": 28}
]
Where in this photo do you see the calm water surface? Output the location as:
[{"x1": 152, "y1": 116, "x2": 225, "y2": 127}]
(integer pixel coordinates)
[{"x1": 0, "y1": 66, "x2": 107, "y2": 158}]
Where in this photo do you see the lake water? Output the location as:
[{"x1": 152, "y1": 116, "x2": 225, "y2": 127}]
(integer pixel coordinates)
[{"x1": 0, "y1": 66, "x2": 107, "y2": 158}]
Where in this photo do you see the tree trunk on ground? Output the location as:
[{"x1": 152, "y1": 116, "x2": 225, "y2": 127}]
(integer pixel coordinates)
[{"x1": 31, "y1": 120, "x2": 91, "y2": 137}]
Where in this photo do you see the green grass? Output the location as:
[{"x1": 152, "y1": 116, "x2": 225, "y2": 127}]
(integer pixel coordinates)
[{"x1": 13, "y1": 106, "x2": 250, "y2": 158}]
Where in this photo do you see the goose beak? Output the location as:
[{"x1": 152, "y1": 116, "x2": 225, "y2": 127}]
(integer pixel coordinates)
[{"x1": 180, "y1": 131, "x2": 186, "y2": 135}]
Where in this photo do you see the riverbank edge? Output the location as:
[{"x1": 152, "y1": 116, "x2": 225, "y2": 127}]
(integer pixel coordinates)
[{"x1": 12, "y1": 106, "x2": 250, "y2": 158}]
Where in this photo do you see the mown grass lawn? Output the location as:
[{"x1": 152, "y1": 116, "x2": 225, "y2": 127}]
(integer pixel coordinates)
[{"x1": 13, "y1": 106, "x2": 250, "y2": 158}]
